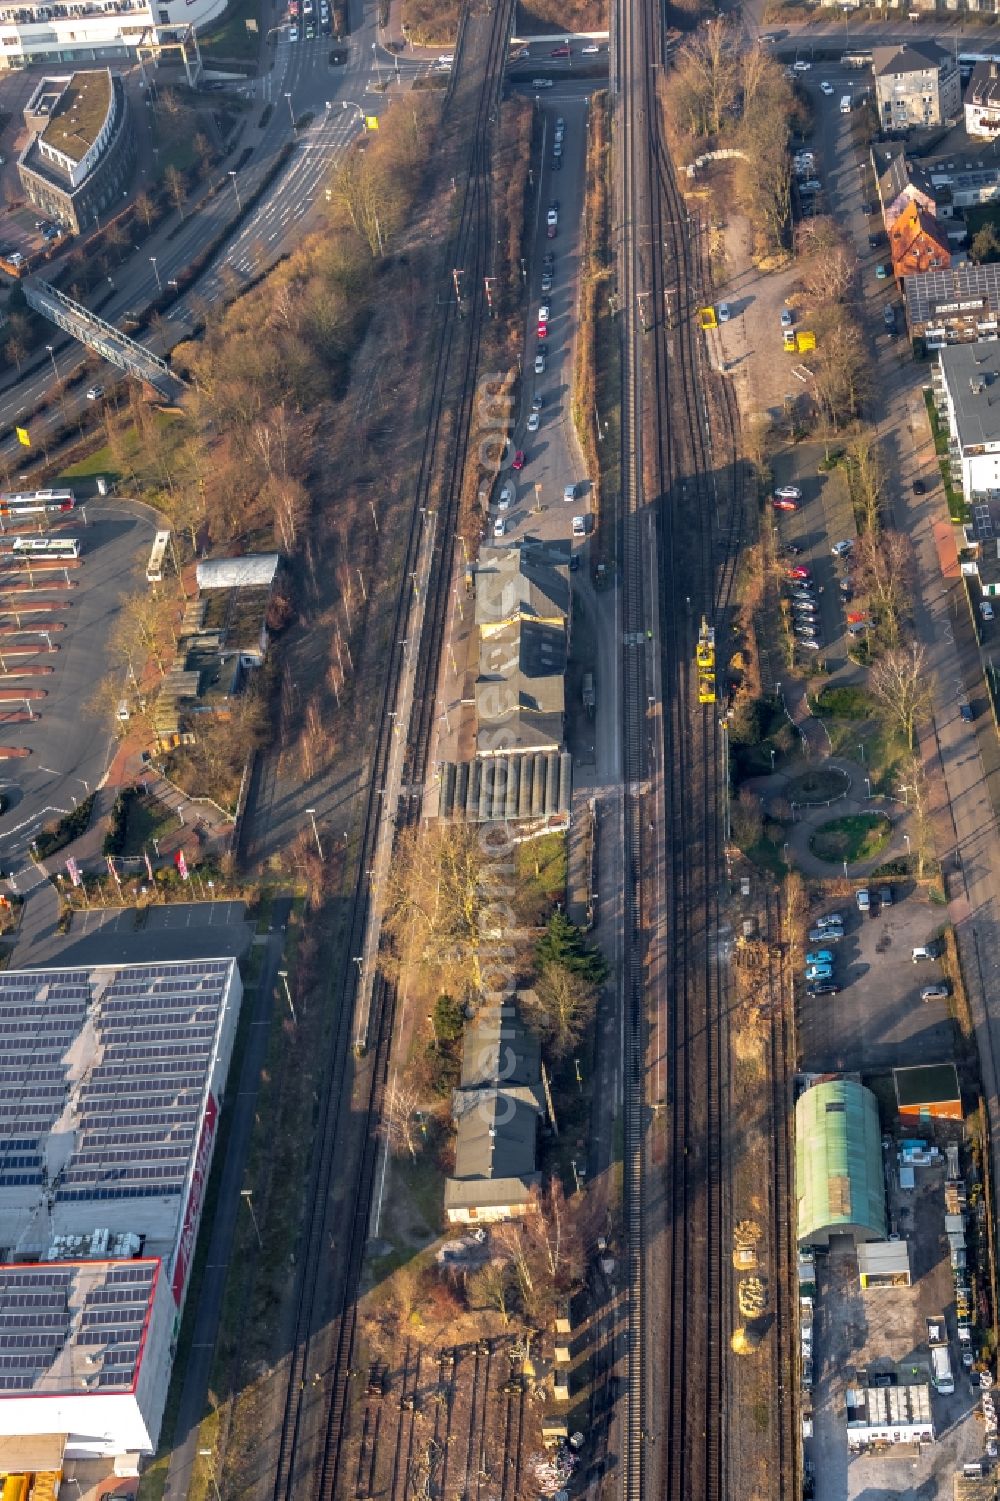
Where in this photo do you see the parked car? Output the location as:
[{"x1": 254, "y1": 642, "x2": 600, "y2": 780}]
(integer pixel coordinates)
[
  {"x1": 960, "y1": 697, "x2": 974, "y2": 723},
  {"x1": 856, "y1": 888, "x2": 870, "y2": 911},
  {"x1": 817, "y1": 913, "x2": 845, "y2": 929},
  {"x1": 807, "y1": 983, "x2": 840, "y2": 996},
  {"x1": 498, "y1": 482, "x2": 514, "y2": 510},
  {"x1": 541, "y1": 272, "x2": 553, "y2": 292},
  {"x1": 534, "y1": 352, "x2": 545, "y2": 374},
  {"x1": 805, "y1": 963, "x2": 833, "y2": 981},
  {"x1": 775, "y1": 485, "x2": 802, "y2": 500},
  {"x1": 493, "y1": 516, "x2": 506, "y2": 537},
  {"x1": 912, "y1": 942, "x2": 942, "y2": 962},
  {"x1": 798, "y1": 638, "x2": 821, "y2": 651},
  {"x1": 546, "y1": 207, "x2": 558, "y2": 227},
  {"x1": 773, "y1": 496, "x2": 798, "y2": 511},
  {"x1": 875, "y1": 263, "x2": 890, "y2": 280},
  {"x1": 787, "y1": 565, "x2": 811, "y2": 580},
  {"x1": 780, "y1": 308, "x2": 793, "y2": 328},
  {"x1": 912, "y1": 478, "x2": 926, "y2": 495},
  {"x1": 806, "y1": 950, "x2": 834, "y2": 965},
  {"x1": 980, "y1": 599, "x2": 995, "y2": 621},
  {"x1": 572, "y1": 514, "x2": 587, "y2": 536},
  {"x1": 718, "y1": 301, "x2": 731, "y2": 322},
  {"x1": 527, "y1": 410, "x2": 540, "y2": 432},
  {"x1": 808, "y1": 926, "x2": 842, "y2": 943},
  {"x1": 85, "y1": 385, "x2": 105, "y2": 400},
  {"x1": 512, "y1": 449, "x2": 525, "y2": 471},
  {"x1": 831, "y1": 539, "x2": 854, "y2": 558}
]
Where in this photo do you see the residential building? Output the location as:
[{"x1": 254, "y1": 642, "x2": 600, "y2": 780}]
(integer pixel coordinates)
[
  {"x1": 0, "y1": 958, "x2": 242, "y2": 1466},
  {"x1": 873, "y1": 41, "x2": 961, "y2": 131},
  {"x1": 873, "y1": 142, "x2": 941, "y2": 229},
  {"x1": 965, "y1": 58, "x2": 1000, "y2": 136},
  {"x1": 934, "y1": 341, "x2": 1000, "y2": 504},
  {"x1": 474, "y1": 542, "x2": 570, "y2": 758},
  {"x1": 444, "y1": 998, "x2": 545, "y2": 1224},
  {"x1": 795, "y1": 1078, "x2": 888, "y2": 1247},
  {"x1": 905, "y1": 263, "x2": 1000, "y2": 345},
  {"x1": 17, "y1": 71, "x2": 134, "y2": 234},
  {"x1": 888, "y1": 198, "x2": 952, "y2": 280}
]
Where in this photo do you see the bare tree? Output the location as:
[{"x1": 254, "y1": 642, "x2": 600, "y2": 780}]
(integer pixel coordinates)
[
  {"x1": 164, "y1": 164, "x2": 187, "y2": 220},
  {"x1": 852, "y1": 530, "x2": 913, "y2": 647},
  {"x1": 849, "y1": 429, "x2": 886, "y2": 535},
  {"x1": 869, "y1": 643, "x2": 933, "y2": 750},
  {"x1": 731, "y1": 787, "x2": 764, "y2": 851},
  {"x1": 795, "y1": 217, "x2": 857, "y2": 304},
  {"x1": 521, "y1": 965, "x2": 598, "y2": 1057},
  {"x1": 381, "y1": 823, "x2": 489, "y2": 989},
  {"x1": 134, "y1": 191, "x2": 156, "y2": 229},
  {"x1": 470, "y1": 1261, "x2": 515, "y2": 1326},
  {"x1": 381, "y1": 1079, "x2": 423, "y2": 1161},
  {"x1": 902, "y1": 755, "x2": 933, "y2": 878},
  {"x1": 809, "y1": 311, "x2": 870, "y2": 430}
]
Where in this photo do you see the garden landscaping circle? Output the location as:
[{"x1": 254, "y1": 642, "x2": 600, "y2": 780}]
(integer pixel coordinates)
[
  {"x1": 786, "y1": 766, "x2": 850, "y2": 805},
  {"x1": 808, "y1": 813, "x2": 892, "y2": 865}
]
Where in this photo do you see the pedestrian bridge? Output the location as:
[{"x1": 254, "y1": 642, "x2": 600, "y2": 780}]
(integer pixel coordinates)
[{"x1": 24, "y1": 280, "x2": 185, "y2": 401}]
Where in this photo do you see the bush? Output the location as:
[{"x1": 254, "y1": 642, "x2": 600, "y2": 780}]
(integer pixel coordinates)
[
  {"x1": 103, "y1": 791, "x2": 129, "y2": 856},
  {"x1": 810, "y1": 685, "x2": 873, "y2": 720},
  {"x1": 33, "y1": 795, "x2": 96, "y2": 860}
]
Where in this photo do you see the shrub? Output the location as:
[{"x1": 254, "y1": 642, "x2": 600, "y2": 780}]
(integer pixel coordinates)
[{"x1": 33, "y1": 794, "x2": 96, "y2": 860}]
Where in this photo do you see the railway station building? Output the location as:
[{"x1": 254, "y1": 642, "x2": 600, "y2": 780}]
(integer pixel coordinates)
[
  {"x1": 795, "y1": 1078, "x2": 888, "y2": 1248},
  {"x1": 0, "y1": 957, "x2": 242, "y2": 1469}
]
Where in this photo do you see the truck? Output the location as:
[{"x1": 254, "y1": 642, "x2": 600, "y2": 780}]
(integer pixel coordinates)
[{"x1": 931, "y1": 1341, "x2": 955, "y2": 1394}]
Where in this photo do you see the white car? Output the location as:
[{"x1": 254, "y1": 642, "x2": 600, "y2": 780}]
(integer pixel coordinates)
[
  {"x1": 527, "y1": 411, "x2": 540, "y2": 432},
  {"x1": 581, "y1": 43, "x2": 600, "y2": 53},
  {"x1": 546, "y1": 208, "x2": 558, "y2": 227},
  {"x1": 775, "y1": 485, "x2": 801, "y2": 501},
  {"x1": 820, "y1": 80, "x2": 834, "y2": 95},
  {"x1": 538, "y1": 304, "x2": 550, "y2": 324},
  {"x1": 831, "y1": 539, "x2": 854, "y2": 558},
  {"x1": 981, "y1": 599, "x2": 995, "y2": 621},
  {"x1": 85, "y1": 384, "x2": 104, "y2": 400},
  {"x1": 718, "y1": 301, "x2": 731, "y2": 323},
  {"x1": 532, "y1": 78, "x2": 554, "y2": 87},
  {"x1": 289, "y1": 23, "x2": 299, "y2": 38},
  {"x1": 534, "y1": 352, "x2": 545, "y2": 375},
  {"x1": 493, "y1": 515, "x2": 506, "y2": 537},
  {"x1": 437, "y1": 52, "x2": 454, "y2": 63},
  {"x1": 793, "y1": 59, "x2": 811, "y2": 70},
  {"x1": 572, "y1": 515, "x2": 587, "y2": 536},
  {"x1": 498, "y1": 482, "x2": 514, "y2": 510}
]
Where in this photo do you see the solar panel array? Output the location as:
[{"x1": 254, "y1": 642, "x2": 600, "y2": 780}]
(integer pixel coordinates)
[
  {"x1": 0, "y1": 1260, "x2": 156, "y2": 1392},
  {"x1": 0, "y1": 961, "x2": 232, "y2": 1203}
]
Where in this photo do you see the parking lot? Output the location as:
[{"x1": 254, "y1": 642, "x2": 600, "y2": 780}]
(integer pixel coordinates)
[
  {"x1": 768, "y1": 444, "x2": 860, "y2": 673},
  {"x1": 799, "y1": 883, "x2": 957, "y2": 1074},
  {"x1": 0, "y1": 497, "x2": 157, "y2": 866},
  {"x1": 18, "y1": 898, "x2": 253, "y2": 968}
]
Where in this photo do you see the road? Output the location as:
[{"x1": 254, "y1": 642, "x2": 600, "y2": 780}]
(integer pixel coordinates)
[
  {"x1": 806, "y1": 55, "x2": 1000, "y2": 1369},
  {"x1": 161, "y1": 897, "x2": 292, "y2": 1501}
]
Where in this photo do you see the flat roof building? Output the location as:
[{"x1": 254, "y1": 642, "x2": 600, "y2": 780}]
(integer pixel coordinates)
[
  {"x1": 905, "y1": 263, "x2": 1000, "y2": 347},
  {"x1": 0, "y1": 957, "x2": 242, "y2": 1464},
  {"x1": 795, "y1": 1078, "x2": 888, "y2": 1247},
  {"x1": 934, "y1": 342, "x2": 1000, "y2": 505},
  {"x1": 17, "y1": 71, "x2": 133, "y2": 235},
  {"x1": 845, "y1": 1379, "x2": 934, "y2": 1449},
  {"x1": 894, "y1": 1062, "x2": 962, "y2": 1120}
]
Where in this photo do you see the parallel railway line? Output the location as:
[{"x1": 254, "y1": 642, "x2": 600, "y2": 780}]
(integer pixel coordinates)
[{"x1": 260, "y1": 6, "x2": 516, "y2": 1500}]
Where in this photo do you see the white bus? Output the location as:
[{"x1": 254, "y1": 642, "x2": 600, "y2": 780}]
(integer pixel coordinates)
[
  {"x1": 12, "y1": 536, "x2": 81, "y2": 558},
  {"x1": 146, "y1": 529, "x2": 171, "y2": 584},
  {"x1": 0, "y1": 488, "x2": 75, "y2": 516}
]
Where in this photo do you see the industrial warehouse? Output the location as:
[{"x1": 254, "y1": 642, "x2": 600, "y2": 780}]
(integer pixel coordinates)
[{"x1": 0, "y1": 958, "x2": 242, "y2": 1469}]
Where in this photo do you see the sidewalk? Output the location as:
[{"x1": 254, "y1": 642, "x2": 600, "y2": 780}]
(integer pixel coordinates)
[{"x1": 745, "y1": 756, "x2": 913, "y2": 879}]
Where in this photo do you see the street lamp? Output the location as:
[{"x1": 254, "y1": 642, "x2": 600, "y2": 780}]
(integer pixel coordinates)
[
  {"x1": 197, "y1": 1453, "x2": 222, "y2": 1501},
  {"x1": 278, "y1": 968, "x2": 297, "y2": 1024},
  {"x1": 45, "y1": 344, "x2": 58, "y2": 384},
  {"x1": 240, "y1": 1189, "x2": 263, "y2": 1250},
  {"x1": 305, "y1": 807, "x2": 324, "y2": 860},
  {"x1": 150, "y1": 256, "x2": 162, "y2": 292},
  {"x1": 285, "y1": 90, "x2": 295, "y2": 131},
  {"x1": 228, "y1": 169, "x2": 242, "y2": 213}
]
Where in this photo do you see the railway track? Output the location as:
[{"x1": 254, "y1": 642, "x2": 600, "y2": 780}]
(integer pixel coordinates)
[
  {"x1": 765, "y1": 890, "x2": 798, "y2": 1499},
  {"x1": 617, "y1": 0, "x2": 753, "y2": 1495},
  {"x1": 262, "y1": 6, "x2": 515, "y2": 1501}
]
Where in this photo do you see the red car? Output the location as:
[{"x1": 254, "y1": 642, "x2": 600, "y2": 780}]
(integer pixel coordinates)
[
  {"x1": 550, "y1": 44, "x2": 570, "y2": 56},
  {"x1": 772, "y1": 496, "x2": 798, "y2": 511},
  {"x1": 513, "y1": 450, "x2": 525, "y2": 471},
  {"x1": 787, "y1": 565, "x2": 811, "y2": 580},
  {"x1": 537, "y1": 323, "x2": 548, "y2": 339}
]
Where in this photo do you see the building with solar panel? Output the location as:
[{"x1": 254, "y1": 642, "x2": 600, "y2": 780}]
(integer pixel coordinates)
[{"x1": 0, "y1": 957, "x2": 243, "y2": 1469}]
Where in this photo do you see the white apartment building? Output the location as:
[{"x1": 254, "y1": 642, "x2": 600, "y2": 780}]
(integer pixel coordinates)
[
  {"x1": 936, "y1": 342, "x2": 1000, "y2": 500},
  {"x1": 0, "y1": 0, "x2": 215, "y2": 71}
]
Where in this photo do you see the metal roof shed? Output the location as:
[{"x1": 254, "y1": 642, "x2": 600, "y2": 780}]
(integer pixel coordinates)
[
  {"x1": 894, "y1": 1062, "x2": 962, "y2": 1121},
  {"x1": 858, "y1": 1239, "x2": 912, "y2": 1288},
  {"x1": 195, "y1": 553, "x2": 280, "y2": 591},
  {"x1": 795, "y1": 1079, "x2": 888, "y2": 1247}
]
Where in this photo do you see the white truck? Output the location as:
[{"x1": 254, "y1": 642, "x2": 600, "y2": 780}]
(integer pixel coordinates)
[{"x1": 931, "y1": 1341, "x2": 955, "y2": 1394}]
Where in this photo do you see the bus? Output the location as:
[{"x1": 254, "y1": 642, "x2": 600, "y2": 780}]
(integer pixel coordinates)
[
  {"x1": 0, "y1": 487, "x2": 75, "y2": 516},
  {"x1": 146, "y1": 529, "x2": 171, "y2": 584},
  {"x1": 12, "y1": 536, "x2": 80, "y2": 558}
]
